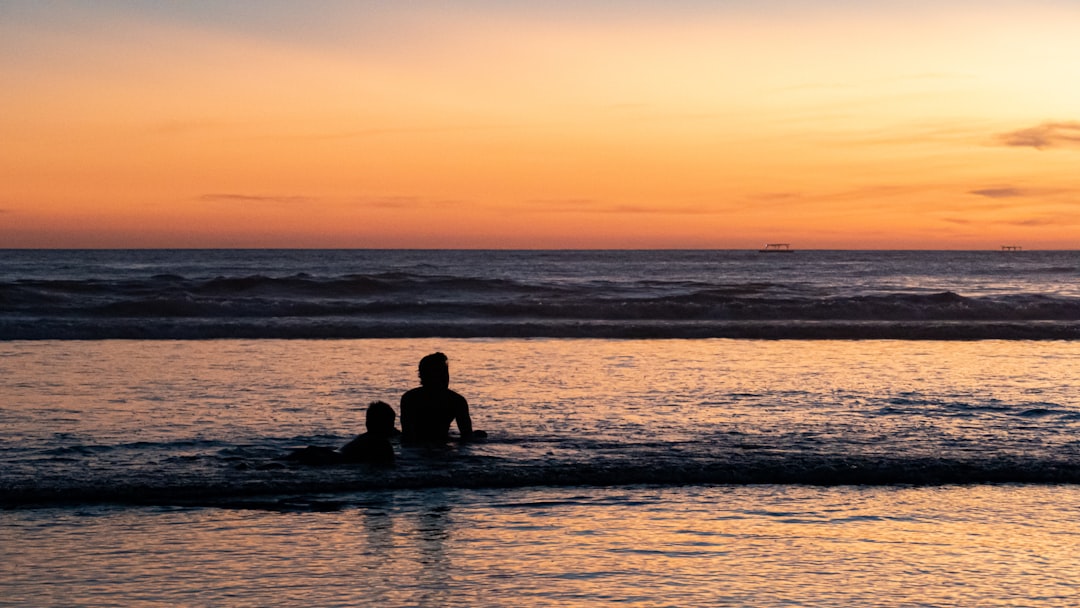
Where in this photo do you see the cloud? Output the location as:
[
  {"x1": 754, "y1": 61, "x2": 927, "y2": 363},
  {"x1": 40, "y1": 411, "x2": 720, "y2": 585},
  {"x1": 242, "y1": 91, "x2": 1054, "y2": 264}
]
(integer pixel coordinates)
[
  {"x1": 198, "y1": 193, "x2": 316, "y2": 204},
  {"x1": 348, "y1": 196, "x2": 468, "y2": 209},
  {"x1": 610, "y1": 204, "x2": 719, "y2": 215},
  {"x1": 295, "y1": 124, "x2": 515, "y2": 142},
  {"x1": 968, "y1": 186, "x2": 1073, "y2": 200},
  {"x1": 944, "y1": 215, "x2": 1078, "y2": 228},
  {"x1": 358, "y1": 196, "x2": 426, "y2": 209},
  {"x1": 969, "y1": 187, "x2": 1026, "y2": 199},
  {"x1": 521, "y1": 198, "x2": 731, "y2": 215},
  {"x1": 997, "y1": 122, "x2": 1080, "y2": 150},
  {"x1": 524, "y1": 198, "x2": 600, "y2": 210},
  {"x1": 1005, "y1": 216, "x2": 1070, "y2": 227},
  {"x1": 753, "y1": 192, "x2": 802, "y2": 200}
]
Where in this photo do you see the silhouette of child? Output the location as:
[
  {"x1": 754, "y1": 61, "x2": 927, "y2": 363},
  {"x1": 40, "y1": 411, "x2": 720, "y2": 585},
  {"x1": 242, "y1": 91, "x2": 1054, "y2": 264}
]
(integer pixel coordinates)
[
  {"x1": 286, "y1": 401, "x2": 399, "y2": 465},
  {"x1": 339, "y1": 401, "x2": 398, "y2": 463}
]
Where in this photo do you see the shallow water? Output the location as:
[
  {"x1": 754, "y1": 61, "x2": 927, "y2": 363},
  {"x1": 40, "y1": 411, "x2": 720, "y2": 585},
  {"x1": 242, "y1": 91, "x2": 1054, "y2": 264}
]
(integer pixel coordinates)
[
  {"x1": 3, "y1": 338, "x2": 1080, "y2": 505},
  {"x1": 4, "y1": 485, "x2": 1079, "y2": 607},
  {"x1": 3, "y1": 337, "x2": 1080, "y2": 605}
]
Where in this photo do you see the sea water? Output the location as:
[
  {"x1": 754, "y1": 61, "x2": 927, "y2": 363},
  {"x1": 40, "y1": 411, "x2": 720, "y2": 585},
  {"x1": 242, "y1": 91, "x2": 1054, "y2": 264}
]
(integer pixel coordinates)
[
  {"x1": 5, "y1": 485, "x2": 1079, "y2": 606},
  {"x1": 2, "y1": 250, "x2": 1080, "y2": 606},
  {"x1": 3, "y1": 249, "x2": 1080, "y2": 340}
]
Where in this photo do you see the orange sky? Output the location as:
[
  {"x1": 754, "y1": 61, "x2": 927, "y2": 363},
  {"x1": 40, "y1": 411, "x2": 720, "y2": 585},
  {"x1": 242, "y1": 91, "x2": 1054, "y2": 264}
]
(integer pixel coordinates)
[{"x1": 3, "y1": 1, "x2": 1079, "y2": 248}]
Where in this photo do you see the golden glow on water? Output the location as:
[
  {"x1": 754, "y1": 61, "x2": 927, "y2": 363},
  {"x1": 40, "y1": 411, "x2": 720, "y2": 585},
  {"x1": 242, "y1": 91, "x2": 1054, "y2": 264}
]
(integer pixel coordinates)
[
  {"x1": 3, "y1": 338, "x2": 1080, "y2": 605},
  {"x1": 4, "y1": 338, "x2": 1078, "y2": 464},
  {"x1": 4, "y1": 486, "x2": 1079, "y2": 606}
]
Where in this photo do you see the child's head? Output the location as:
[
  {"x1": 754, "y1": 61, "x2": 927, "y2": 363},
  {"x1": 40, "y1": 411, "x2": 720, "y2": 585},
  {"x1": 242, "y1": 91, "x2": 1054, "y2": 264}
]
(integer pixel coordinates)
[{"x1": 366, "y1": 401, "x2": 396, "y2": 434}]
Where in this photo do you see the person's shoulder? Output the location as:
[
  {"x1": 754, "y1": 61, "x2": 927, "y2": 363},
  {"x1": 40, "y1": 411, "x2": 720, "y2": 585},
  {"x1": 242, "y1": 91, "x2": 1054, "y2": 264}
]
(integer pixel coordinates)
[
  {"x1": 339, "y1": 432, "x2": 371, "y2": 455},
  {"x1": 340, "y1": 432, "x2": 394, "y2": 464}
]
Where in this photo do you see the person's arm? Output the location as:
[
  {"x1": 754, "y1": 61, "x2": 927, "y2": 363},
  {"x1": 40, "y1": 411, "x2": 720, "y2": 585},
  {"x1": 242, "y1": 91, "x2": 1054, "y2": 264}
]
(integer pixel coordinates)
[
  {"x1": 454, "y1": 393, "x2": 474, "y2": 438},
  {"x1": 399, "y1": 393, "x2": 413, "y2": 437}
]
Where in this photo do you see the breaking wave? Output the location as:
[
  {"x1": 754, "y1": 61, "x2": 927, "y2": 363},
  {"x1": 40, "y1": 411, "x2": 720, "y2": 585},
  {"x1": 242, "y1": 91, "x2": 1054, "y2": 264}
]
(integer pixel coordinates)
[
  {"x1": 3, "y1": 273, "x2": 1080, "y2": 340},
  {"x1": 5, "y1": 450, "x2": 1079, "y2": 509}
]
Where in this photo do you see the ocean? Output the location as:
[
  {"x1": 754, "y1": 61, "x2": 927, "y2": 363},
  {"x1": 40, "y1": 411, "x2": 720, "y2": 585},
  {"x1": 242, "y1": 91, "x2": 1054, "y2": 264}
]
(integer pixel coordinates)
[
  {"x1": 2, "y1": 250, "x2": 1079, "y2": 606},
  {"x1": 3, "y1": 249, "x2": 1080, "y2": 340}
]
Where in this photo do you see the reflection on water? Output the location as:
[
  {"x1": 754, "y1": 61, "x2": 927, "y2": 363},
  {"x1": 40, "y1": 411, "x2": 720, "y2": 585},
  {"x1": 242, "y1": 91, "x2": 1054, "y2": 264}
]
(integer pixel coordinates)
[
  {"x1": 3, "y1": 485, "x2": 1079, "y2": 607},
  {"x1": 3, "y1": 338, "x2": 1079, "y2": 604},
  {"x1": 4, "y1": 339, "x2": 1079, "y2": 459},
  {"x1": 408, "y1": 499, "x2": 454, "y2": 606}
]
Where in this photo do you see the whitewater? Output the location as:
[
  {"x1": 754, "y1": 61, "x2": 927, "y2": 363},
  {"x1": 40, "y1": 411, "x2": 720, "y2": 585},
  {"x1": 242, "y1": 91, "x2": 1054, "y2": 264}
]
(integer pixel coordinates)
[{"x1": 3, "y1": 249, "x2": 1079, "y2": 340}]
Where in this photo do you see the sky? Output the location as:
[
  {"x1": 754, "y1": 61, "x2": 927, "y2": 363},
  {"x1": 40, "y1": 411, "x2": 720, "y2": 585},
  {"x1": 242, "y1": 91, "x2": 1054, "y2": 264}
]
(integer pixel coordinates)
[{"x1": 2, "y1": 0, "x2": 1079, "y2": 249}]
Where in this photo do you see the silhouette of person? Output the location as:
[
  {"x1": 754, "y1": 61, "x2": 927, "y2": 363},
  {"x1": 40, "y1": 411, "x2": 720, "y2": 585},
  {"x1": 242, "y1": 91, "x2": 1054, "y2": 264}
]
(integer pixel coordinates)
[
  {"x1": 400, "y1": 352, "x2": 485, "y2": 443},
  {"x1": 286, "y1": 401, "x2": 398, "y2": 465},
  {"x1": 339, "y1": 400, "x2": 399, "y2": 464}
]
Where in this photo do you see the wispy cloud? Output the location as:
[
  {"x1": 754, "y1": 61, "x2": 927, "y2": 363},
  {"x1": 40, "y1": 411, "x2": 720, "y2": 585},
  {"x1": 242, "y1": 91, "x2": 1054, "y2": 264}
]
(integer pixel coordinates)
[
  {"x1": 997, "y1": 122, "x2": 1080, "y2": 150},
  {"x1": 944, "y1": 214, "x2": 1078, "y2": 228},
  {"x1": 295, "y1": 124, "x2": 515, "y2": 142},
  {"x1": 969, "y1": 187, "x2": 1027, "y2": 199},
  {"x1": 523, "y1": 198, "x2": 731, "y2": 215},
  {"x1": 357, "y1": 196, "x2": 428, "y2": 209},
  {"x1": 198, "y1": 193, "x2": 316, "y2": 204},
  {"x1": 523, "y1": 198, "x2": 601, "y2": 210},
  {"x1": 748, "y1": 192, "x2": 806, "y2": 208},
  {"x1": 1006, "y1": 217, "x2": 1061, "y2": 226},
  {"x1": 820, "y1": 184, "x2": 935, "y2": 202},
  {"x1": 348, "y1": 196, "x2": 468, "y2": 210},
  {"x1": 969, "y1": 186, "x2": 1073, "y2": 200},
  {"x1": 609, "y1": 204, "x2": 721, "y2": 215}
]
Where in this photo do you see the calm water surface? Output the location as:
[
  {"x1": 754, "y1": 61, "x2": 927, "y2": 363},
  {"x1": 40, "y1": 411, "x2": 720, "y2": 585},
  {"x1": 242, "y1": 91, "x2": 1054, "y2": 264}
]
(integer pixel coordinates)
[{"x1": 3, "y1": 485, "x2": 1079, "y2": 607}]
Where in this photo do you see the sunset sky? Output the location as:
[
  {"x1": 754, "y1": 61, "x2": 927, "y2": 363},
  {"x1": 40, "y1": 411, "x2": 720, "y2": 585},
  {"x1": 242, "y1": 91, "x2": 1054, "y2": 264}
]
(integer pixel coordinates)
[{"x1": 3, "y1": 0, "x2": 1079, "y2": 249}]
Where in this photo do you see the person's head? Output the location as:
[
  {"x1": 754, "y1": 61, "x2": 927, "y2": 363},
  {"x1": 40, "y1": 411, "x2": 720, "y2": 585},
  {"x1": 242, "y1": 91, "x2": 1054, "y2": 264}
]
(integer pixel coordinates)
[
  {"x1": 418, "y1": 352, "x2": 450, "y2": 388},
  {"x1": 366, "y1": 401, "x2": 396, "y2": 434}
]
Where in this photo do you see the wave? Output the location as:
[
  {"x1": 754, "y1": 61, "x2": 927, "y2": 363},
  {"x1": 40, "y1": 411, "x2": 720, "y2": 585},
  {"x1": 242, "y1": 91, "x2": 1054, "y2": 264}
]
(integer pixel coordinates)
[
  {"x1": 4, "y1": 453, "x2": 1080, "y2": 509},
  {"x1": 40, "y1": 439, "x2": 236, "y2": 456},
  {"x1": 4, "y1": 273, "x2": 1080, "y2": 340},
  {"x1": 2, "y1": 318, "x2": 1079, "y2": 340}
]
